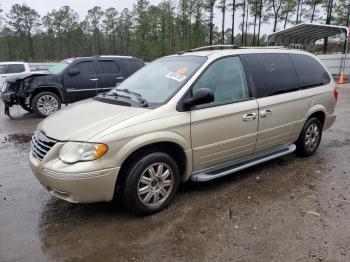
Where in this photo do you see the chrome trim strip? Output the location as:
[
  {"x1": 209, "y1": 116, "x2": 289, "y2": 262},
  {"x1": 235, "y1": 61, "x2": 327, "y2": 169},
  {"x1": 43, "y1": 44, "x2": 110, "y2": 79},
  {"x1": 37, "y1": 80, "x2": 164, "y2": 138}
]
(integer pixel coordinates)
[
  {"x1": 31, "y1": 130, "x2": 58, "y2": 160},
  {"x1": 66, "y1": 87, "x2": 112, "y2": 92}
]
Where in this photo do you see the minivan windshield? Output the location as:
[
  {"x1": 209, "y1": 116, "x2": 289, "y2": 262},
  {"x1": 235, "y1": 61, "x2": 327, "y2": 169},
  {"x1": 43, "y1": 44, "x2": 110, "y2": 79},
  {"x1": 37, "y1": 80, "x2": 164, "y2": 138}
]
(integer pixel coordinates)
[{"x1": 108, "y1": 56, "x2": 207, "y2": 105}]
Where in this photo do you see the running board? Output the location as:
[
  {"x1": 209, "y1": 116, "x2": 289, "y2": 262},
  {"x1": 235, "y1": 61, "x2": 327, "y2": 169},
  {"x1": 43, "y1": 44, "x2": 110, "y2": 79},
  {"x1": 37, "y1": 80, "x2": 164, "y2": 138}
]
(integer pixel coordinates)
[{"x1": 191, "y1": 144, "x2": 296, "y2": 182}]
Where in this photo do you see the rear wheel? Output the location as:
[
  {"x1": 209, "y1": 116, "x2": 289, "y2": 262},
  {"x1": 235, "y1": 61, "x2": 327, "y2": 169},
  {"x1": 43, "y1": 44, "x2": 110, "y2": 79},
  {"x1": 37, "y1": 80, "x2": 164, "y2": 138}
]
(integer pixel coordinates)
[
  {"x1": 120, "y1": 152, "x2": 180, "y2": 216},
  {"x1": 296, "y1": 117, "x2": 323, "y2": 157},
  {"x1": 31, "y1": 92, "x2": 61, "y2": 117}
]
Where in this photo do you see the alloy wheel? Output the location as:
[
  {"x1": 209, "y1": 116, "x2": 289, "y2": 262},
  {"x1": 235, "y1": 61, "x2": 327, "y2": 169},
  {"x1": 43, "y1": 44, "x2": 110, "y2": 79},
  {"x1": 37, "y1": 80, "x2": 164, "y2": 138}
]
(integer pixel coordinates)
[
  {"x1": 37, "y1": 95, "x2": 59, "y2": 116},
  {"x1": 137, "y1": 163, "x2": 174, "y2": 207}
]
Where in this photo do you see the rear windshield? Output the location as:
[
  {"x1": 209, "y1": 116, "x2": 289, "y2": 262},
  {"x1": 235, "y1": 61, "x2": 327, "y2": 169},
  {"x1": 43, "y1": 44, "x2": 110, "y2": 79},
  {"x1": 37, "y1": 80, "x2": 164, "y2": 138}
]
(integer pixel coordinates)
[{"x1": 0, "y1": 64, "x2": 26, "y2": 74}]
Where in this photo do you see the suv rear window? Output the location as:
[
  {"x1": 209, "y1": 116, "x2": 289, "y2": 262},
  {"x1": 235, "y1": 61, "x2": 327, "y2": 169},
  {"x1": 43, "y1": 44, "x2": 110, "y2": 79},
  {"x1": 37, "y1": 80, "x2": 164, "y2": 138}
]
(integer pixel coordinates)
[
  {"x1": 289, "y1": 54, "x2": 331, "y2": 88},
  {"x1": 244, "y1": 53, "x2": 298, "y2": 98}
]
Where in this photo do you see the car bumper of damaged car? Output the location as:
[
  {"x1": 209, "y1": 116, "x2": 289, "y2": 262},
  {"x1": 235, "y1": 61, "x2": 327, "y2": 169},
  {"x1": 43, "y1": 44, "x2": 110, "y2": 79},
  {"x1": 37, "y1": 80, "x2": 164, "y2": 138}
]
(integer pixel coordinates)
[{"x1": 0, "y1": 90, "x2": 17, "y2": 106}]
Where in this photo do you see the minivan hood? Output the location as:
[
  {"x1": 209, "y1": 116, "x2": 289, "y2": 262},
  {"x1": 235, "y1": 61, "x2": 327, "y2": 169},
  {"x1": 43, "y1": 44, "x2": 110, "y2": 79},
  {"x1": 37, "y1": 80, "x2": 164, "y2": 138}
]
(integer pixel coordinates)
[{"x1": 39, "y1": 99, "x2": 150, "y2": 141}]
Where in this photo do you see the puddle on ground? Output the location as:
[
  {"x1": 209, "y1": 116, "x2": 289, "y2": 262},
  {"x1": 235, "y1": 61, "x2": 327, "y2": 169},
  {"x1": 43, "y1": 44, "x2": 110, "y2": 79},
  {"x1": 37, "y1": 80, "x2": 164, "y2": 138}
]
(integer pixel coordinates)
[{"x1": 4, "y1": 133, "x2": 33, "y2": 144}]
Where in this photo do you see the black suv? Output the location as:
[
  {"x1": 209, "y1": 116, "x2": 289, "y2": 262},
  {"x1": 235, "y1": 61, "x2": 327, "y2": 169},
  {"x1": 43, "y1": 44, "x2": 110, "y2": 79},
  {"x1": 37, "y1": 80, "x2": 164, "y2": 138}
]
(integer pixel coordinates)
[{"x1": 1, "y1": 56, "x2": 144, "y2": 117}]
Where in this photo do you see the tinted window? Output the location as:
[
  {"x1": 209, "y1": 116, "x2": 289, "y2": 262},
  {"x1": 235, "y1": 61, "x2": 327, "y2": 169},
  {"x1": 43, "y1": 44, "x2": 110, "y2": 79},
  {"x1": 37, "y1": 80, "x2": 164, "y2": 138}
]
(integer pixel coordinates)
[
  {"x1": 290, "y1": 54, "x2": 331, "y2": 88},
  {"x1": 74, "y1": 61, "x2": 94, "y2": 75},
  {"x1": 192, "y1": 56, "x2": 250, "y2": 105},
  {"x1": 244, "y1": 54, "x2": 298, "y2": 98},
  {"x1": 0, "y1": 64, "x2": 26, "y2": 74},
  {"x1": 98, "y1": 60, "x2": 120, "y2": 74},
  {"x1": 122, "y1": 59, "x2": 144, "y2": 74}
]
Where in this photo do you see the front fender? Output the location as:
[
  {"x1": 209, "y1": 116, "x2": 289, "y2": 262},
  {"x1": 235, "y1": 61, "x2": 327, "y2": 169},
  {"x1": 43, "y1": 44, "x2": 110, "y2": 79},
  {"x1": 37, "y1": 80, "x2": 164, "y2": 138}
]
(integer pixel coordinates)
[
  {"x1": 113, "y1": 131, "x2": 192, "y2": 181},
  {"x1": 31, "y1": 85, "x2": 65, "y2": 101}
]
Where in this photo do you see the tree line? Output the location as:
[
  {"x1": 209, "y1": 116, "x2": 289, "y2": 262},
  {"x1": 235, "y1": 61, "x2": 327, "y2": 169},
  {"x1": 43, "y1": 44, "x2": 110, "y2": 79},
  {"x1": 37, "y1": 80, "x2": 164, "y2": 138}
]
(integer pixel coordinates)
[{"x1": 0, "y1": 0, "x2": 349, "y2": 62}]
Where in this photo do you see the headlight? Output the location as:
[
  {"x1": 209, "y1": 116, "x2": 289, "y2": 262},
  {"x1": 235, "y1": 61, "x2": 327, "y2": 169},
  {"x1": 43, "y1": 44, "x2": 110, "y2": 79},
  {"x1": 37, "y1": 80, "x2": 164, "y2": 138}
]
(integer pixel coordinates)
[
  {"x1": 59, "y1": 142, "x2": 108, "y2": 164},
  {"x1": 1, "y1": 82, "x2": 7, "y2": 92}
]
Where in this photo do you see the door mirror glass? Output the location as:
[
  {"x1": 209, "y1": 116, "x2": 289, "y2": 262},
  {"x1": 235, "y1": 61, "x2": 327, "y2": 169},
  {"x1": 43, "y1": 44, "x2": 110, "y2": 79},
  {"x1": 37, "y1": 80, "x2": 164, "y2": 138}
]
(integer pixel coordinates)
[
  {"x1": 184, "y1": 88, "x2": 214, "y2": 107},
  {"x1": 68, "y1": 68, "x2": 80, "y2": 76}
]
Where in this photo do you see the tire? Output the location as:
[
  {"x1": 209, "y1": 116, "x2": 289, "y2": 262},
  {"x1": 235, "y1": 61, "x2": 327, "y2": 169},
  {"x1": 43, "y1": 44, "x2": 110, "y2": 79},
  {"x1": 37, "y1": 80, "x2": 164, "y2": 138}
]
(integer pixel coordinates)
[
  {"x1": 120, "y1": 152, "x2": 181, "y2": 216},
  {"x1": 31, "y1": 91, "x2": 61, "y2": 117},
  {"x1": 296, "y1": 117, "x2": 323, "y2": 157},
  {"x1": 19, "y1": 98, "x2": 33, "y2": 113}
]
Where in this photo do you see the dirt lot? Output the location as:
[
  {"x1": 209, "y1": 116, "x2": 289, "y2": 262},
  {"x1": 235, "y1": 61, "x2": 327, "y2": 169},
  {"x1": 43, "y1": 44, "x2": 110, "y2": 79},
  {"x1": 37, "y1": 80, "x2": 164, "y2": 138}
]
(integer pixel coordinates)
[{"x1": 1, "y1": 85, "x2": 350, "y2": 262}]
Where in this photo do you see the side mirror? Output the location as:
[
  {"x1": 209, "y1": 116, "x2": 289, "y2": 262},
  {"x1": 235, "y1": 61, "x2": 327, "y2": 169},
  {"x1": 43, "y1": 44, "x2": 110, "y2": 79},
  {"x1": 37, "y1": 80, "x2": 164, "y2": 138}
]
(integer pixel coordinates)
[
  {"x1": 184, "y1": 88, "x2": 214, "y2": 108},
  {"x1": 68, "y1": 68, "x2": 80, "y2": 76}
]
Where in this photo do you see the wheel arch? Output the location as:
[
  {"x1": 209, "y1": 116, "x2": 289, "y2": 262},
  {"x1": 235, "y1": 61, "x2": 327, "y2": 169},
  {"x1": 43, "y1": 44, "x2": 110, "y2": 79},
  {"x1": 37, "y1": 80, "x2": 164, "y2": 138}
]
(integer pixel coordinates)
[
  {"x1": 115, "y1": 134, "x2": 192, "y2": 187},
  {"x1": 304, "y1": 105, "x2": 326, "y2": 127},
  {"x1": 30, "y1": 85, "x2": 64, "y2": 103}
]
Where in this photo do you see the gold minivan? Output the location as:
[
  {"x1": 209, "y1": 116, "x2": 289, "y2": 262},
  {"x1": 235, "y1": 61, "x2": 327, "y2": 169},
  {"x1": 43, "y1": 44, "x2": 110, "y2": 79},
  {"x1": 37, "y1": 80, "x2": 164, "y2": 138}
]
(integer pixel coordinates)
[{"x1": 29, "y1": 46, "x2": 338, "y2": 215}]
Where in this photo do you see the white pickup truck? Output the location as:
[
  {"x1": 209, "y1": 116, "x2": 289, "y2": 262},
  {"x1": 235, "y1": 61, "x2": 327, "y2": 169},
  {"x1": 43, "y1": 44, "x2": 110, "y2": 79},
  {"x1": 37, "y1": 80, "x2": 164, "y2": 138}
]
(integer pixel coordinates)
[
  {"x1": 0, "y1": 62, "x2": 31, "y2": 91},
  {"x1": 0, "y1": 62, "x2": 55, "y2": 92}
]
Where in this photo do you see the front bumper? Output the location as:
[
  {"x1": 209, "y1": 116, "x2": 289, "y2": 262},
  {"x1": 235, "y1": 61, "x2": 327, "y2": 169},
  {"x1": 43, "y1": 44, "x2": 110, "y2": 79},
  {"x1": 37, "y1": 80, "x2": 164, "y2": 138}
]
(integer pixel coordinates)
[
  {"x1": 0, "y1": 91, "x2": 17, "y2": 106},
  {"x1": 29, "y1": 153, "x2": 120, "y2": 203}
]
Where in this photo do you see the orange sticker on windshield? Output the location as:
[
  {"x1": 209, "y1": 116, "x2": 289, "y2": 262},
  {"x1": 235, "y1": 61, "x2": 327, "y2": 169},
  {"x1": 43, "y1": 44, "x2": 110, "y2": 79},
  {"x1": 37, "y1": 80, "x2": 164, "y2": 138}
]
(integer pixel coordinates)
[{"x1": 177, "y1": 67, "x2": 188, "y2": 75}]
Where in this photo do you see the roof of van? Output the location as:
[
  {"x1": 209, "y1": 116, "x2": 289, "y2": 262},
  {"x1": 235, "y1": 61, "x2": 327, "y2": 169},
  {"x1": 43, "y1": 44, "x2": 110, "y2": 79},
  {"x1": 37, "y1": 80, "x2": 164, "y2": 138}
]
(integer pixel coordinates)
[{"x1": 171, "y1": 46, "x2": 313, "y2": 58}]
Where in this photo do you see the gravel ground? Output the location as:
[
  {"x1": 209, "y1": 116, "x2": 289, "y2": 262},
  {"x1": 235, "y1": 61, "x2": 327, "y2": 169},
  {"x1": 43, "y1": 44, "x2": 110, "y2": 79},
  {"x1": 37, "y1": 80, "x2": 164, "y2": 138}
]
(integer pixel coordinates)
[{"x1": 1, "y1": 84, "x2": 350, "y2": 262}]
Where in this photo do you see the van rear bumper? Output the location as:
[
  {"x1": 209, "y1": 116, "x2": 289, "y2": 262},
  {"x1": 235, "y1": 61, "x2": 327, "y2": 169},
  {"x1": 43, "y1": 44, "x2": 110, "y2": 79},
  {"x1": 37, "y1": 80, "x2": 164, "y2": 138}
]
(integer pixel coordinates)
[{"x1": 324, "y1": 113, "x2": 336, "y2": 130}]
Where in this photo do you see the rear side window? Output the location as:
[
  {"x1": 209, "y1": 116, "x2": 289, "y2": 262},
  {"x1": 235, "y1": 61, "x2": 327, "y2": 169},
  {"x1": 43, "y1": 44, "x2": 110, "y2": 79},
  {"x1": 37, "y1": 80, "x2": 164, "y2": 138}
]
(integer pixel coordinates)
[
  {"x1": 0, "y1": 64, "x2": 26, "y2": 74},
  {"x1": 98, "y1": 60, "x2": 120, "y2": 74},
  {"x1": 244, "y1": 54, "x2": 298, "y2": 98},
  {"x1": 289, "y1": 54, "x2": 331, "y2": 88},
  {"x1": 121, "y1": 59, "x2": 144, "y2": 75}
]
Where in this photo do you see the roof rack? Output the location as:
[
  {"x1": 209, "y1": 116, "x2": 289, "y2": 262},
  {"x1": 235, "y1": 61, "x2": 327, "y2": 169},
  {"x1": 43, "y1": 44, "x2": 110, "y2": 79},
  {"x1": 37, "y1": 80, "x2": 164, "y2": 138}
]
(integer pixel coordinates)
[{"x1": 187, "y1": 44, "x2": 241, "y2": 52}]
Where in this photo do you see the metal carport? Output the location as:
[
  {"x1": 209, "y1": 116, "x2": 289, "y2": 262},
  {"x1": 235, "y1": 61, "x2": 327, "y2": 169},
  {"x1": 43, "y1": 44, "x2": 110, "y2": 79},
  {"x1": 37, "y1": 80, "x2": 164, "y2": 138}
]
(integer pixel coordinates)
[{"x1": 267, "y1": 23, "x2": 349, "y2": 83}]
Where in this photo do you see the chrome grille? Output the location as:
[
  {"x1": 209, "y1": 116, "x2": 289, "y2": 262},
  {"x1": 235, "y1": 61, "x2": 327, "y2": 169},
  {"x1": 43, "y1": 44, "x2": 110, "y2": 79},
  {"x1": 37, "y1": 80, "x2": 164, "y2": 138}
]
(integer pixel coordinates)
[{"x1": 31, "y1": 130, "x2": 57, "y2": 160}]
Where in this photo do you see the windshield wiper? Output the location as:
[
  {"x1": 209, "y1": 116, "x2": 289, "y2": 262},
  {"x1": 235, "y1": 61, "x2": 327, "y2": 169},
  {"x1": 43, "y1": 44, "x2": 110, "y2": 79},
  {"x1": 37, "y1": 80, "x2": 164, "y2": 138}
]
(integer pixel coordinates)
[{"x1": 114, "y1": 88, "x2": 149, "y2": 107}]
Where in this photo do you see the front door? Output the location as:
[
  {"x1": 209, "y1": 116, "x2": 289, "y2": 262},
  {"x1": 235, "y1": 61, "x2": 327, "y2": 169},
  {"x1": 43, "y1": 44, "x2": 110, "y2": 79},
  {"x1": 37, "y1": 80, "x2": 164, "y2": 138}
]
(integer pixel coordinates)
[
  {"x1": 63, "y1": 60, "x2": 99, "y2": 102},
  {"x1": 190, "y1": 56, "x2": 259, "y2": 172}
]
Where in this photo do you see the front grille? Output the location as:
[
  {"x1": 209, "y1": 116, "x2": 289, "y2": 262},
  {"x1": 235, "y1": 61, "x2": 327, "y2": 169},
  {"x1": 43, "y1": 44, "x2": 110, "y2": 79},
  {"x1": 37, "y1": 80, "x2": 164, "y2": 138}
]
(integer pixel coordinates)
[{"x1": 31, "y1": 130, "x2": 58, "y2": 160}]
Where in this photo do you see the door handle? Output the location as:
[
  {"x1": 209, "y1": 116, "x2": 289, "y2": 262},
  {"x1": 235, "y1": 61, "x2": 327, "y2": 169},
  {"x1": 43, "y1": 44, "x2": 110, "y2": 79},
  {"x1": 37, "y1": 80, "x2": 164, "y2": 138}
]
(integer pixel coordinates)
[
  {"x1": 242, "y1": 113, "x2": 257, "y2": 121},
  {"x1": 116, "y1": 76, "x2": 124, "y2": 80},
  {"x1": 260, "y1": 109, "x2": 273, "y2": 118},
  {"x1": 90, "y1": 78, "x2": 99, "y2": 81}
]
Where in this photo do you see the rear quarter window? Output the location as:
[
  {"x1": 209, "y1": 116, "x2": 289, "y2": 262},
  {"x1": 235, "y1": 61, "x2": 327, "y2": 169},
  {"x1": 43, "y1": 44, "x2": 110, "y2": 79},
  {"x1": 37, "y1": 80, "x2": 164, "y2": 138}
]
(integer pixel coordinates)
[
  {"x1": 121, "y1": 59, "x2": 145, "y2": 75},
  {"x1": 243, "y1": 53, "x2": 298, "y2": 98},
  {"x1": 289, "y1": 54, "x2": 331, "y2": 88},
  {"x1": 98, "y1": 60, "x2": 120, "y2": 74}
]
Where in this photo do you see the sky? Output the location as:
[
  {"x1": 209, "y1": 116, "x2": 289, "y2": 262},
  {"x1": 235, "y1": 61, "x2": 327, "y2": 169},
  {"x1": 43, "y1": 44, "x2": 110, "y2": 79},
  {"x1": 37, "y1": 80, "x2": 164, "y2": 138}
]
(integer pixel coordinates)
[{"x1": 0, "y1": 0, "x2": 271, "y2": 35}]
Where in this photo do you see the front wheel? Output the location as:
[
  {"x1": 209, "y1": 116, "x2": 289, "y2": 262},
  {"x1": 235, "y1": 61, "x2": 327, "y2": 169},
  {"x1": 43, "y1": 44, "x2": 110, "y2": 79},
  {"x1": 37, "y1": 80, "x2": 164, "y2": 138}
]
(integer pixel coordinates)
[
  {"x1": 296, "y1": 117, "x2": 323, "y2": 157},
  {"x1": 31, "y1": 92, "x2": 61, "y2": 117},
  {"x1": 120, "y1": 152, "x2": 180, "y2": 216}
]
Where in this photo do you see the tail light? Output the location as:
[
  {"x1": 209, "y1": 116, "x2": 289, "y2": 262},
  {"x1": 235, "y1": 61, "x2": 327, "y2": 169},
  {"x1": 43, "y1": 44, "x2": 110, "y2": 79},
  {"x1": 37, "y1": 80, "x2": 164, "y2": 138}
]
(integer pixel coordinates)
[{"x1": 334, "y1": 87, "x2": 339, "y2": 101}]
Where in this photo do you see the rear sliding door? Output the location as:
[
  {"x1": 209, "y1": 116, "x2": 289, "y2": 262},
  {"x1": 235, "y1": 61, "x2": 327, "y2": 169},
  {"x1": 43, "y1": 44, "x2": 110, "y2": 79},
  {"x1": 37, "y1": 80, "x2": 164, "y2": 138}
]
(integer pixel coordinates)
[{"x1": 242, "y1": 53, "x2": 304, "y2": 153}]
